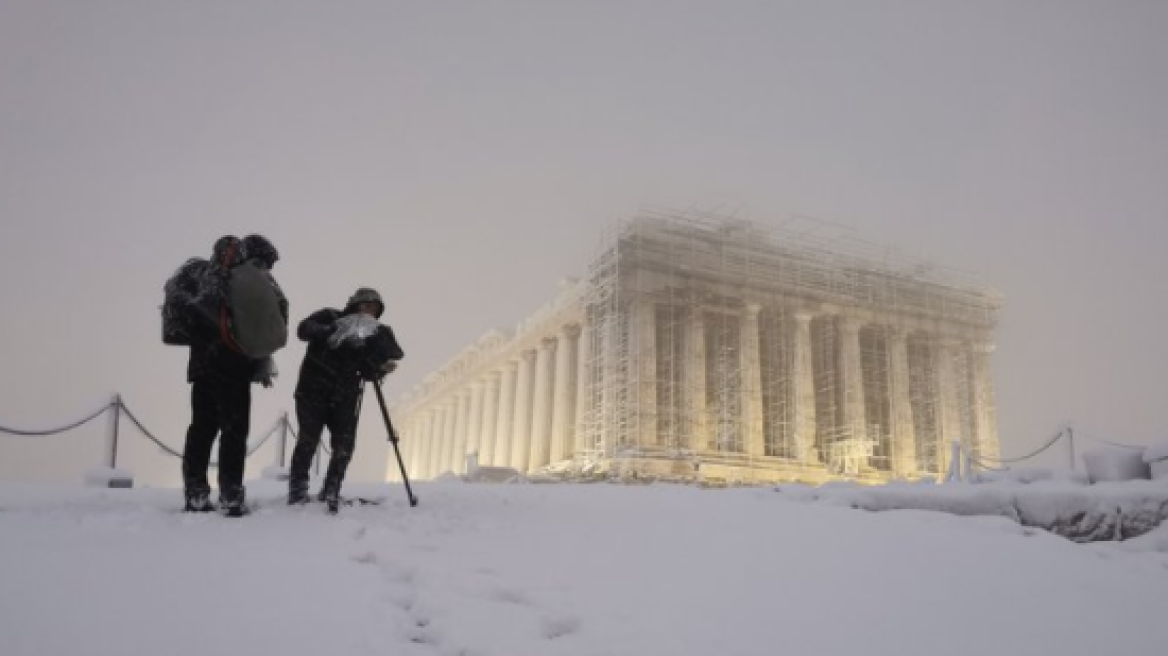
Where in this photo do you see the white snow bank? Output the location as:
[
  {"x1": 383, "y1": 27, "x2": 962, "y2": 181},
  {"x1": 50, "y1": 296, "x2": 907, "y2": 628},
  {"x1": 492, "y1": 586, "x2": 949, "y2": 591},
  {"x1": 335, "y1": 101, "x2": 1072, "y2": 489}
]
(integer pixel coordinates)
[
  {"x1": 2, "y1": 480, "x2": 1168, "y2": 656},
  {"x1": 464, "y1": 465, "x2": 520, "y2": 483},
  {"x1": 1143, "y1": 439, "x2": 1168, "y2": 463},
  {"x1": 1083, "y1": 446, "x2": 1150, "y2": 483},
  {"x1": 777, "y1": 479, "x2": 1168, "y2": 542},
  {"x1": 970, "y1": 467, "x2": 1094, "y2": 485}
]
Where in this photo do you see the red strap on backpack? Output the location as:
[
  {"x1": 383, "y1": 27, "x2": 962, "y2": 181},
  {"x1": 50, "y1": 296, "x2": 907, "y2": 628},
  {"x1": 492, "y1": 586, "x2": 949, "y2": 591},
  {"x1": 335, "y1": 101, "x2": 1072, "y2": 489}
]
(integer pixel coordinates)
[{"x1": 216, "y1": 239, "x2": 245, "y2": 354}]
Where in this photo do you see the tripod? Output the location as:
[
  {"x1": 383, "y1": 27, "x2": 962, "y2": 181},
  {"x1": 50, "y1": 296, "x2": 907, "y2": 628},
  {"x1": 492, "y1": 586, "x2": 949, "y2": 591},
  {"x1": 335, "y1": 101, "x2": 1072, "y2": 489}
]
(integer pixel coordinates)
[{"x1": 371, "y1": 377, "x2": 419, "y2": 507}]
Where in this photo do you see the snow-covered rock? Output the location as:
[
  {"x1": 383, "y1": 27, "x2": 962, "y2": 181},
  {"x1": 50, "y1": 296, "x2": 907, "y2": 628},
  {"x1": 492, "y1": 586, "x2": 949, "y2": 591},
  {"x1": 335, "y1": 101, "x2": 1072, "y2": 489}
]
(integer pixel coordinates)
[
  {"x1": 1144, "y1": 440, "x2": 1168, "y2": 463},
  {"x1": 786, "y1": 479, "x2": 1168, "y2": 542},
  {"x1": 967, "y1": 464, "x2": 1083, "y2": 485},
  {"x1": 1082, "y1": 446, "x2": 1150, "y2": 483},
  {"x1": 1143, "y1": 440, "x2": 1168, "y2": 480},
  {"x1": 464, "y1": 465, "x2": 520, "y2": 483}
]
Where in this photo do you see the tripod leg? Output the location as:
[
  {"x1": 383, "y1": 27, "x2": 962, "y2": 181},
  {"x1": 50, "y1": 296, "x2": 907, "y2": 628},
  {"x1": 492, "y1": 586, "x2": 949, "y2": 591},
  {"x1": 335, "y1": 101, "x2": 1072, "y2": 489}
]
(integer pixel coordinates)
[{"x1": 372, "y1": 378, "x2": 418, "y2": 507}]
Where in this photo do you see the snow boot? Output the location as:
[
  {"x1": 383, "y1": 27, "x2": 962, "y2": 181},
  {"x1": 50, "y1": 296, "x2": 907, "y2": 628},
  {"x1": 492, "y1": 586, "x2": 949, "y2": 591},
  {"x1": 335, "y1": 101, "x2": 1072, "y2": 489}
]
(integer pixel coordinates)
[
  {"x1": 319, "y1": 480, "x2": 341, "y2": 515},
  {"x1": 287, "y1": 482, "x2": 311, "y2": 506},
  {"x1": 183, "y1": 492, "x2": 215, "y2": 513},
  {"x1": 219, "y1": 490, "x2": 250, "y2": 518}
]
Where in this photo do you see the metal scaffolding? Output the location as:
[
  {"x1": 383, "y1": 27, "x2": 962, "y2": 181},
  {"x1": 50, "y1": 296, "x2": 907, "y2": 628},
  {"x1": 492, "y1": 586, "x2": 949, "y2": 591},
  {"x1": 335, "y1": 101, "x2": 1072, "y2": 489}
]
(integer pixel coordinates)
[
  {"x1": 577, "y1": 208, "x2": 1001, "y2": 481},
  {"x1": 396, "y1": 207, "x2": 1001, "y2": 484}
]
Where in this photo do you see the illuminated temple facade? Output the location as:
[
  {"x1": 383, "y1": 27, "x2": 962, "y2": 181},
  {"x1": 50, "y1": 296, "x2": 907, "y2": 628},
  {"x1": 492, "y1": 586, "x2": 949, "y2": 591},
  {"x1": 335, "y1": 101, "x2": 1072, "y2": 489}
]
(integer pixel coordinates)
[{"x1": 390, "y1": 211, "x2": 1002, "y2": 485}]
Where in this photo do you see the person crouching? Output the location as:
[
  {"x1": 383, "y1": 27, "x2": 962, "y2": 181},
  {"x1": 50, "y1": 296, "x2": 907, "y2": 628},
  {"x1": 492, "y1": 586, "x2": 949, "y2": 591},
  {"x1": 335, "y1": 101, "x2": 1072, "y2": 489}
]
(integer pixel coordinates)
[{"x1": 288, "y1": 287, "x2": 404, "y2": 511}]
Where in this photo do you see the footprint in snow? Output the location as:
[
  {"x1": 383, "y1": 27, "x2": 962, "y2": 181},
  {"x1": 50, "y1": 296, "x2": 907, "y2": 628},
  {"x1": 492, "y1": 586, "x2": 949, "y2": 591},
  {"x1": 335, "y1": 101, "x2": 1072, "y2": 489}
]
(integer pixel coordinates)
[
  {"x1": 351, "y1": 550, "x2": 378, "y2": 565},
  {"x1": 490, "y1": 586, "x2": 532, "y2": 606},
  {"x1": 541, "y1": 615, "x2": 580, "y2": 640}
]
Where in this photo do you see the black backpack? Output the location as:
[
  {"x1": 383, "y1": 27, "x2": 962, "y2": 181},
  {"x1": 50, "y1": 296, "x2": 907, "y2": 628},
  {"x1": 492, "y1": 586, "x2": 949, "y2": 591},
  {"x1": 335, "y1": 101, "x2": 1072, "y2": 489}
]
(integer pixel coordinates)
[{"x1": 161, "y1": 258, "x2": 209, "y2": 346}]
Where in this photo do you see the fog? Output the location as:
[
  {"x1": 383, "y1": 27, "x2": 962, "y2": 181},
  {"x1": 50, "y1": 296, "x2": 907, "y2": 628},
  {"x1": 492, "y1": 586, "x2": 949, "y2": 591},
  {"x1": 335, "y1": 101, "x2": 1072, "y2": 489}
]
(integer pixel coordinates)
[{"x1": 2, "y1": 1, "x2": 1165, "y2": 485}]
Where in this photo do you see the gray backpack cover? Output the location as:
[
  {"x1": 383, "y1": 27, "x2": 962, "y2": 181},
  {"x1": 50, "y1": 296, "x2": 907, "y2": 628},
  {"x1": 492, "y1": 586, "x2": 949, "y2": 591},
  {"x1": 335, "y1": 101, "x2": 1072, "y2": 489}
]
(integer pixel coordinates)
[{"x1": 227, "y1": 262, "x2": 288, "y2": 358}]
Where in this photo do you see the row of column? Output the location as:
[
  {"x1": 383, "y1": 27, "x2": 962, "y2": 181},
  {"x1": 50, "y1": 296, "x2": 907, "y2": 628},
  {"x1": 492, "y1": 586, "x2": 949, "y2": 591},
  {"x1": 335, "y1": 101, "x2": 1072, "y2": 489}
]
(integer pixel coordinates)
[
  {"x1": 402, "y1": 324, "x2": 584, "y2": 479},
  {"x1": 633, "y1": 299, "x2": 996, "y2": 475},
  {"x1": 396, "y1": 300, "x2": 997, "y2": 480}
]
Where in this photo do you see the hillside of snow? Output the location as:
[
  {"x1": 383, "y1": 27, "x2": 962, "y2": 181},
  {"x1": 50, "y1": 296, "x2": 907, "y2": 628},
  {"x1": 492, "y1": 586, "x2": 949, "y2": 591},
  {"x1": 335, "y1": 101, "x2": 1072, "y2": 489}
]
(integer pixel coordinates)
[{"x1": 2, "y1": 479, "x2": 1167, "y2": 656}]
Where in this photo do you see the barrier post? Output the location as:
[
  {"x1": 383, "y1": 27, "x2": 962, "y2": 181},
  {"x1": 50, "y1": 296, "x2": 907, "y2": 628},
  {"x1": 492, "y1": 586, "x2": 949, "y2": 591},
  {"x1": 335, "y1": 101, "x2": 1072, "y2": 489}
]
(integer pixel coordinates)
[
  {"x1": 108, "y1": 394, "x2": 121, "y2": 469},
  {"x1": 277, "y1": 412, "x2": 289, "y2": 468},
  {"x1": 90, "y1": 394, "x2": 133, "y2": 488}
]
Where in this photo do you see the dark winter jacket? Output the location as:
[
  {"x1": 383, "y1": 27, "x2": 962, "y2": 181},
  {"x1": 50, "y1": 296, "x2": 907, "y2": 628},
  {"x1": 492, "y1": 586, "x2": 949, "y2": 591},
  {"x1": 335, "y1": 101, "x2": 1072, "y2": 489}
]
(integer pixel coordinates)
[
  {"x1": 166, "y1": 240, "x2": 261, "y2": 383},
  {"x1": 294, "y1": 307, "x2": 404, "y2": 405}
]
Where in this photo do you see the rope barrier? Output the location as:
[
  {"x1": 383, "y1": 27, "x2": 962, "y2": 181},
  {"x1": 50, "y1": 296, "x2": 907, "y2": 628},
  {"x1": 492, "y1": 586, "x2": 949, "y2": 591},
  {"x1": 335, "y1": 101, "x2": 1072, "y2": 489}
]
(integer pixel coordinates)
[
  {"x1": 976, "y1": 426, "x2": 1067, "y2": 465},
  {"x1": 117, "y1": 401, "x2": 184, "y2": 458},
  {"x1": 14, "y1": 398, "x2": 1142, "y2": 476},
  {"x1": 244, "y1": 416, "x2": 284, "y2": 458},
  {"x1": 0, "y1": 403, "x2": 111, "y2": 436},
  {"x1": 2, "y1": 395, "x2": 291, "y2": 463},
  {"x1": 121, "y1": 399, "x2": 286, "y2": 463},
  {"x1": 285, "y1": 419, "x2": 331, "y2": 455},
  {"x1": 965, "y1": 451, "x2": 1010, "y2": 473}
]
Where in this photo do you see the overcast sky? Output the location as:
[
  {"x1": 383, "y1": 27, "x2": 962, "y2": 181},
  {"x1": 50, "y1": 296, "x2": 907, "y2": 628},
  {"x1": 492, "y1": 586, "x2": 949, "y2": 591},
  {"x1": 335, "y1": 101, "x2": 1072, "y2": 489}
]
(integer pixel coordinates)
[{"x1": 2, "y1": 1, "x2": 1166, "y2": 486}]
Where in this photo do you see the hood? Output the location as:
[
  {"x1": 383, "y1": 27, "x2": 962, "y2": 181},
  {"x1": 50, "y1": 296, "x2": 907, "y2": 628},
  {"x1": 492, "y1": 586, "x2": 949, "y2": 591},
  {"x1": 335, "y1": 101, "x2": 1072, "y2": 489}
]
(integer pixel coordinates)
[
  {"x1": 343, "y1": 287, "x2": 384, "y2": 318},
  {"x1": 241, "y1": 234, "x2": 279, "y2": 269},
  {"x1": 211, "y1": 235, "x2": 242, "y2": 271}
]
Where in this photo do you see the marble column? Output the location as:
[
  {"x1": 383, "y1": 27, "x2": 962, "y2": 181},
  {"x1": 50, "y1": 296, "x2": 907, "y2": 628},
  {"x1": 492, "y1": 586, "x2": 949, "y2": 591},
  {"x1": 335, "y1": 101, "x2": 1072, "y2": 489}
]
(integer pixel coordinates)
[
  {"x1": 886, "y1": 328, "x2": 917, "y2": 475},
  {"x1": 419, "y1": 408, "x2": 433, "y2": 479},
  {"x1": 634, "y1": 299, "x2": 658, "y2": 448},
  {"x1": 479, "y1": 372, "x2": 501, "y2": 466},
  {"x1": 452, "y1": 390, "x2": 471, "y2": 474},
  {"x1": 529, "y1": 337, "x2": 557, "y2": 471},
  {"x1": 510, "y1": 349, "x2": 537, "y2": 471},
  {"x1": 685, "y1": 305, "x2": 708, "y2": 451},
  {"x1": 792, "y1": 310, "x2": 818, "y2": 464},
  {"x1": 573, "y1": 321, "x2": 592, "y2": 456},
  {"x1": 421, "y1": 408, "x2": 438, "y2": 479},
  {"x1": 550, "y1": 324, "x2": 580, "y2": 463},
  {"x1": 467, "y1": 381, "x2": 485, "y2": 462},
  {"x1": 839, "y1": 315, "x2": 868, "y2": 452},
  {"x1": 495, "y1": 361, "x2": 518, "y2": 467},
  {"x1": 406, "y1": 412, "x2": 426, "y2": 479},
  {"x1": 970, "y1": 342, "x2": 999, "y2": 463},
  {"x1": 935, "y1": 339, "x2": 964, "y2": 473},
  {"x1": 436, "y1": 400, "x2": 456, "y2": 477},
  {"x1": 741, "y1": 302, "x2": 765, "y2": 458}
]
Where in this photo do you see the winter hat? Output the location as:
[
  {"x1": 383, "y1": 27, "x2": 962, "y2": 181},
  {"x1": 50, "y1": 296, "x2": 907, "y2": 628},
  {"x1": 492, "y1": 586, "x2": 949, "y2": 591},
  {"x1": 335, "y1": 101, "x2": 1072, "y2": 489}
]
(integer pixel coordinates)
[
  {"x1": 211, "y1": 235, "x2": 242, "y2": 270},
  {"x1": 241, "y1": 234, "x2": 279, "y2": 269},
  {"x1": 345, "y1": 287, "x2": 384, "y2": 318}
]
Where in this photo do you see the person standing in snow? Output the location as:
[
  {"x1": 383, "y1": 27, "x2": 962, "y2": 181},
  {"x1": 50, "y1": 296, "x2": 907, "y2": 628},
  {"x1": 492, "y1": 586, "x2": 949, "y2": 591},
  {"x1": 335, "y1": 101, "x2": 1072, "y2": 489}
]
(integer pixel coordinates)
[
  {"x1": 288, "y1": 287, "x2": 403, "y2": 512},
  {"x1": 165, "y1": 234, "x2": 285, "y2": 516}
]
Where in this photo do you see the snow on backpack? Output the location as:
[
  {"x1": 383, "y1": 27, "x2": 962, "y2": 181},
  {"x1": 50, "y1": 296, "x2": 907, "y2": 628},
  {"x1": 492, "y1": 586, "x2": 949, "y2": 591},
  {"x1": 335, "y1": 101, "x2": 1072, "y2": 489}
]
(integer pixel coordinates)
[
  {"x1": 219, "y1": 261, "x2": 288, "y2": 358},
  {"x1": 161, "y1": 258, "x2": 209, "y2": 346}
]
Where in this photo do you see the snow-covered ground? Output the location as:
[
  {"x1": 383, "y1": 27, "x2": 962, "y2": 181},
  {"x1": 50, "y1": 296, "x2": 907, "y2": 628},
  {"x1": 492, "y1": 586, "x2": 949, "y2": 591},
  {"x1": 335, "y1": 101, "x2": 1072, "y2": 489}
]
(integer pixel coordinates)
[{"x1": 2, "y1": 479, "x2": 1167, "y2": 656}]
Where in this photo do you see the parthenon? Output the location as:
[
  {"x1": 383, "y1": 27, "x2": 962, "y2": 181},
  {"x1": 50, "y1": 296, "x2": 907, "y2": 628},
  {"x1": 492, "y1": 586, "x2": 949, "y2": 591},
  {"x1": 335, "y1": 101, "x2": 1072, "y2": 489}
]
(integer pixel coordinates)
[{"x1": 390, "y1": 210, "x2": 1002, "y2": 485}]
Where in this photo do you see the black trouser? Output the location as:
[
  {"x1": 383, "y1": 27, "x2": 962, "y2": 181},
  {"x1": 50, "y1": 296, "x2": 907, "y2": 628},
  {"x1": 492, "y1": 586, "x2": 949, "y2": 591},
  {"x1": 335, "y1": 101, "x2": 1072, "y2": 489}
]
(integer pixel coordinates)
[
  {"x1": 289, "y1": 393, "x2": 361, "y2": 496},
  {"x1": 182, "y1": 377, "x2": 251, "y2": 501}
]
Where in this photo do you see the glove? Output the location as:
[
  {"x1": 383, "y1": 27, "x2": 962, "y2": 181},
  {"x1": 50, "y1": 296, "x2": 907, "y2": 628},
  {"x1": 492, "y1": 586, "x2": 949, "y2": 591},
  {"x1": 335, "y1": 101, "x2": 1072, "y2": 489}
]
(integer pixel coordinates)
[
  {"x1": 327, "y1": 314, "x2": 380, "y2": 349},
  {"x1": 327, "y1": 317, "x2": 354, "y2": 349},
  {"x1": 381, "y1": 360, "x2": 398, "y2": 374},
  {"x1": 253, "y1": 356, "x2": 278, "y2": 388}
]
